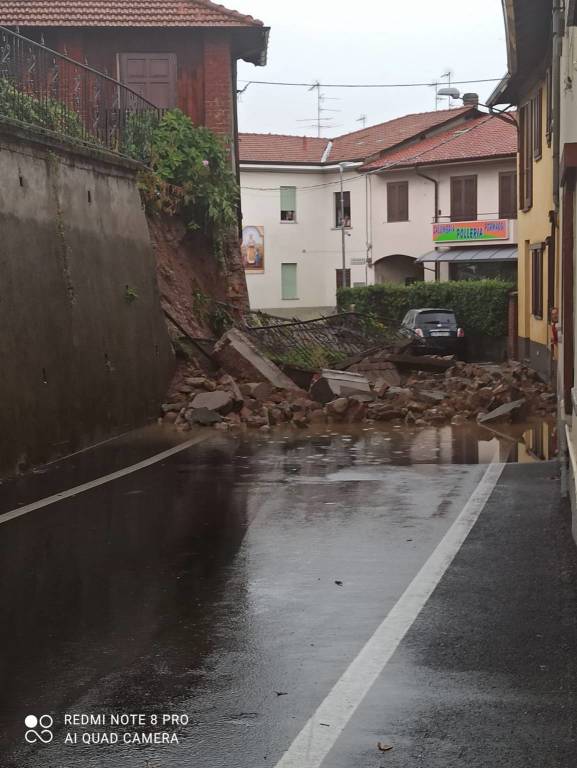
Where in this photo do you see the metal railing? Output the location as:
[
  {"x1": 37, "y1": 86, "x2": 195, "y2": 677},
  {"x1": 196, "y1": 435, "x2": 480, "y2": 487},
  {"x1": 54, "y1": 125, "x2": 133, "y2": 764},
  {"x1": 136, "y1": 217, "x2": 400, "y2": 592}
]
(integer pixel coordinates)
[
  {"x1": 242, "y1": 312, "x2": 409, "y2": 370},
  {"x1": 0, "y1": 26, "x2": 161, "y2": 161}
]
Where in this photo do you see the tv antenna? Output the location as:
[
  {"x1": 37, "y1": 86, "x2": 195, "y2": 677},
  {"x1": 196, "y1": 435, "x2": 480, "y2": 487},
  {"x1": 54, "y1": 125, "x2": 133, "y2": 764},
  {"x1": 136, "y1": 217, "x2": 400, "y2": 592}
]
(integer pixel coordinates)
[{"x1": 298, "y1": 80, "x2": 341, "y2": 136}]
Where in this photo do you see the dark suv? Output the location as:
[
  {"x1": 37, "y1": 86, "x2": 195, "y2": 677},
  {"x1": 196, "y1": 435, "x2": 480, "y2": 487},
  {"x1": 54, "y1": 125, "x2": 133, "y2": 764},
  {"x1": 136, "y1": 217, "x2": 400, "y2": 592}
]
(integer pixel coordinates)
[{"x1": 400, "y1": 308, "x2": 464, "y2": 354}]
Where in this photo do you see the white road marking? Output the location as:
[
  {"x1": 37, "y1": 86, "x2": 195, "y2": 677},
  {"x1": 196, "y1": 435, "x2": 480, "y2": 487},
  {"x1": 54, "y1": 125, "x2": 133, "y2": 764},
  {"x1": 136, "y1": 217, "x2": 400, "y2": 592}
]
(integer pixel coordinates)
[
  {"x1": 274, "y1": 457, "x2": 507, "y2": 768},
  {"x1": 0, "y1": 434, "x2": 211, "y2": 527}
]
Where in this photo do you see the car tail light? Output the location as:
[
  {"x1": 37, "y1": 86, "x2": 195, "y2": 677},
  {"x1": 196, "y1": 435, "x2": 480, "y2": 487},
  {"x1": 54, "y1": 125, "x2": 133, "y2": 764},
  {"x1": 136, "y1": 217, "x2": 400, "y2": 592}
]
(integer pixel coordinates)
[
  {"x1": 457, "y1": 328, "x2": 465, "y2": 338},
  {"x1": 415, "y1": 328, "x2": 424, "y2": 338}
]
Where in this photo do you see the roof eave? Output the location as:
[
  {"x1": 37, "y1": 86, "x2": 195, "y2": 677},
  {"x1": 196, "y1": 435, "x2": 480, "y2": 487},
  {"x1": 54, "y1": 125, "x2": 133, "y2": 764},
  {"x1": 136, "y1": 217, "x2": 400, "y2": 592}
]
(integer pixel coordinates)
[
  {"x1": 237, "y1": 26, "x2": 269, "y2": 66},
  {"x1": 364, "y1": 151, "x2": 517, "y2": 173}
]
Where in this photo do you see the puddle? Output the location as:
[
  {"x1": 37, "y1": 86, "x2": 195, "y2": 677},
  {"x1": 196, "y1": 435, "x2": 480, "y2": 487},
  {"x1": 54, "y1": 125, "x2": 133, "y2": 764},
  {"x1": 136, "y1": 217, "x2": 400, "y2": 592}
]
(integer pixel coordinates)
[{"x1": 243, "y1": 419, "x2": 557, "y2": 467}]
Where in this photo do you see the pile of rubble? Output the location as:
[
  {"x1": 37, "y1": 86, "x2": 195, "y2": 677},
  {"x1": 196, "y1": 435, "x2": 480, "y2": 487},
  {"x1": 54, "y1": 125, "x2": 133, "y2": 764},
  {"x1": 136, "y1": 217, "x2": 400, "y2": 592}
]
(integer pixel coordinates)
[
  {"x1": 161, "y1": 328, "x2": 556, "y2": 433},
  {"x1": 367, "y1": 361, "x2": 556, "y2": 427}
]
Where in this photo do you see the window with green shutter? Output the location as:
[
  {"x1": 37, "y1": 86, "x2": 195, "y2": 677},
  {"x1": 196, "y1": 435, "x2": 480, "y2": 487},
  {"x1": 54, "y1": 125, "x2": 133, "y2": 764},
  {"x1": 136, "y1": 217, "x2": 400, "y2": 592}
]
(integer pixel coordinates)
[
  {"x1": 280, "y1": 186, "x2": 297, "y2": 222},
  {"x1": 281, "y1": 263, "x2": 298, "y2": 299}
]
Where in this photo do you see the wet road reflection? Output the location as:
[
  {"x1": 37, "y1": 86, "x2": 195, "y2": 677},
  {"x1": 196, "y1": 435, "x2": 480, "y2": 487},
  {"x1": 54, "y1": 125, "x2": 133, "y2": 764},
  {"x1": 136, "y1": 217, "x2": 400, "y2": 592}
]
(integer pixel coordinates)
[{"x1": 0, "y1": 421, "x2": 555, "y2": 767}]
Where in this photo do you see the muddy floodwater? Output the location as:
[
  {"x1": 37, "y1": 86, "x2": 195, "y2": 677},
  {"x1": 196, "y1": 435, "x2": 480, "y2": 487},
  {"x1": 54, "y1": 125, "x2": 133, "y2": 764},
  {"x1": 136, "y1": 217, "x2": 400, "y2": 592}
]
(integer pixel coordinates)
[{"x1": 0, "y1": 415, "x2": 562, "y2": 768}]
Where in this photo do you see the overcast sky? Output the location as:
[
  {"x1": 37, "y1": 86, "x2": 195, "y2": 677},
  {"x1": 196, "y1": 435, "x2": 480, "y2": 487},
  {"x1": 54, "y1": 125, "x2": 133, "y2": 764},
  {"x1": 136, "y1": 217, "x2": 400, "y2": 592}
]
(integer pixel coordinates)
[{"x1": 237, "y1": 0, "x2": 508, "y2": 137}]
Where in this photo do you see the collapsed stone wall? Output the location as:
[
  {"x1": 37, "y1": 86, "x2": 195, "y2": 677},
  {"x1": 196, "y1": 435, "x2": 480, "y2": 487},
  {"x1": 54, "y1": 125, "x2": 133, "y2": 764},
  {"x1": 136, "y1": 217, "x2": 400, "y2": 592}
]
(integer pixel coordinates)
[{"x1": 0, "y1": 120, "x2": 174, "y2": 475}]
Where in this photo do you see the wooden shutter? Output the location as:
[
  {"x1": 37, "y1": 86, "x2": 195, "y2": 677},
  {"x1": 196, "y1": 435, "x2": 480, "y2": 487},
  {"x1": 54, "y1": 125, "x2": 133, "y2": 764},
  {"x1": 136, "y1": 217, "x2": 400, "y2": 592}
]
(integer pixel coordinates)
[
  {"x1": 387, "y1": 181, "x2": 408, "y2": 222},
  {"x1": 533, "y1": 89, "x2": 543, "y2": 159},
  {"x1": 119, "y1": 53, "x2": 177, "y2": 109},
  {"x1": 336, "y1": 269, "x2": 351, "y2": 289},
  {"x1": 531, "y1": 245, "x2": 544, "y2": 318},
  {"x1": 499, "y1": 172, "x2": 517, "y2": 219},
  {"x1": 519, "y1": 102, "x2": 533, "y2": 210},
  {"x1": 451, "y1": 175, "x2": 477, "y2": 221}
]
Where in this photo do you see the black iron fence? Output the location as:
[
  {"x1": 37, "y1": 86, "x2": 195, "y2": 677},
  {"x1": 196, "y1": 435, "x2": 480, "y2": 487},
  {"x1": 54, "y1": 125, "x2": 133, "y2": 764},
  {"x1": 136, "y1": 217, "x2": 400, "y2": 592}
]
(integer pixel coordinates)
[{"x1": 0, "y1": 26, "x2": 160, "y2": 161}]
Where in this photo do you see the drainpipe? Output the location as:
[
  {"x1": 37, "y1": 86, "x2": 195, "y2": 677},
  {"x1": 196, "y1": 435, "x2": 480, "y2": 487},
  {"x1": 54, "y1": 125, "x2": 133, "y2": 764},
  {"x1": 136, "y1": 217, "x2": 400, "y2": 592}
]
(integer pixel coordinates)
[
  {"x1": 553, "y1": 2, "x2": 563, "y2": 209},
  {"x1": 415, "y1": 167, "x2": 439, "y2": 222}
]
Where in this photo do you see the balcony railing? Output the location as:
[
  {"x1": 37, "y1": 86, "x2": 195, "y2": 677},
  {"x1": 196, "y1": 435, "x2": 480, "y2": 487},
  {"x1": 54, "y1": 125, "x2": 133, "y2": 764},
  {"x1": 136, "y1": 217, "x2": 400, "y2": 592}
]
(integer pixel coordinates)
[{"x1": 0, "y1": 26, "x2": 161, "y2": 162}]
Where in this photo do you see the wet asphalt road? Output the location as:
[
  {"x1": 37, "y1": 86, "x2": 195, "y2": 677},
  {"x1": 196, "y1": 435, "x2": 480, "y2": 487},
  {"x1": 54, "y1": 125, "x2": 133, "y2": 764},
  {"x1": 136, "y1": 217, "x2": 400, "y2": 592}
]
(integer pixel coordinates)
[{"x1": 0, "y1": 426, "x2": 575, "y2": 767}]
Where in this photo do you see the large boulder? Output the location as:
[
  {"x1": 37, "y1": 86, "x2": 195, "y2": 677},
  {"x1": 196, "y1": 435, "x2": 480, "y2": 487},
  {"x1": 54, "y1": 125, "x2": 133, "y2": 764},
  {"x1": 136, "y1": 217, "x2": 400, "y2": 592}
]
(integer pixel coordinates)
[
  {"x1": 190, "y1": 390, "x2": 234, "y2": 415},
  {"x1": 214, "y1": 329, "x2": 299, "y2": 390}
]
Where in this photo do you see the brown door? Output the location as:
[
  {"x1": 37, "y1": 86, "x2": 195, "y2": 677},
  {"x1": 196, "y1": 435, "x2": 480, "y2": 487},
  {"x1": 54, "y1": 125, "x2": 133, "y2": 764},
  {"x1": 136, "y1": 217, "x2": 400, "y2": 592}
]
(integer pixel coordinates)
[{"x1": 119, "y1": 53, "x2": 177, "y2": 109}]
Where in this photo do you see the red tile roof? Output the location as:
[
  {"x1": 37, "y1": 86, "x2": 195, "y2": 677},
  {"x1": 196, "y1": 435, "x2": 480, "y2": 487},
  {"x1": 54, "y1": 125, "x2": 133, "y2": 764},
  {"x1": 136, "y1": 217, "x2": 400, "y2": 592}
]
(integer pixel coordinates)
[
  {"x1": 0, "y1": 0, "x2": 264, "y2": 27},
  {"x1": 329, "y1": 106, "x2": 474, "y2": 162},
  {"x1": 239, "y1": 107, "x2": 478, "y2": 165},
  {"x1": 238, "y1": 133, "x2": 331, "y2": 165},
  {"x1": 362, "y1": 114, "x2": 517, "y2": 171}
]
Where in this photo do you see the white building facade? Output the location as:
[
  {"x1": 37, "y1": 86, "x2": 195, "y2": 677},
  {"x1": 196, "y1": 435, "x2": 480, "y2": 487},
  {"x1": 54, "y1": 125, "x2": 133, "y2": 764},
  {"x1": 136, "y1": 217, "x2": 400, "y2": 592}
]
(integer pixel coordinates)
[{"x1": 239, "y1": 108, "x2": 518, "y2": 316}]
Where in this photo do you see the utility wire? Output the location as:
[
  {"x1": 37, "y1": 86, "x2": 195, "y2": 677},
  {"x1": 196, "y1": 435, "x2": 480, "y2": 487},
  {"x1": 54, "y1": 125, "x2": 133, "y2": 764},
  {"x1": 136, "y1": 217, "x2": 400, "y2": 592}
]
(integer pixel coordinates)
[{"x1": 237, "y1": 77, "x2": 503, "y2": 90}]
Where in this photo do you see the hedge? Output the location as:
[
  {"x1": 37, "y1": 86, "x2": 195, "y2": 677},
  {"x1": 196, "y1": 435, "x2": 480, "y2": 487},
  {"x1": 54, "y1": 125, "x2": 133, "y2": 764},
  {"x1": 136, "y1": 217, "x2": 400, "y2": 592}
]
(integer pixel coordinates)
[{"x1": 337, "y1": 280, "x2": 515, "y2": 337}]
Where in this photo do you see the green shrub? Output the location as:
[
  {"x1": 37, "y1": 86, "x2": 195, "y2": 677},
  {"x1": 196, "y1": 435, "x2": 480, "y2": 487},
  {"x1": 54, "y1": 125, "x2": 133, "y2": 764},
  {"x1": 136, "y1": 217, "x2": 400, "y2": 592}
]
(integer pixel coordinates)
[
  {"x1": 0, "y1": 78, "x2": 86, "y2": 139},
  {"x1": 142, "y1": 109, "x2": 239, "y2": 260},
  {"x1": 337, "y1": 280, "x2": 514, "y2": 337}
]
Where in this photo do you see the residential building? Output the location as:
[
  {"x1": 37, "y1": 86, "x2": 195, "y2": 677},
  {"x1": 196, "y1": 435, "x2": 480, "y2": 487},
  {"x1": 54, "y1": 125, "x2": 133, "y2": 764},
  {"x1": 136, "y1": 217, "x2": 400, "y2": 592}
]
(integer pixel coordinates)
[
  {"x1": 0, "y1": 0, "x2": 269, "y2": 167},
  {"x1": 488, "y1": 0, "x2": 557, "y2": 382},
  {"x1": 239, "y1": 108, "x2": 517, "y2": 317}
]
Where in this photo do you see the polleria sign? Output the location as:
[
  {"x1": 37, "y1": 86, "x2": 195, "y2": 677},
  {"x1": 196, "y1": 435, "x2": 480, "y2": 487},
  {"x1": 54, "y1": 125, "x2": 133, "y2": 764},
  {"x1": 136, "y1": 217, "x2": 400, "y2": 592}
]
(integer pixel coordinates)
[{"x1": 433, "y1": 219, "x2": 509, "y2": 243}]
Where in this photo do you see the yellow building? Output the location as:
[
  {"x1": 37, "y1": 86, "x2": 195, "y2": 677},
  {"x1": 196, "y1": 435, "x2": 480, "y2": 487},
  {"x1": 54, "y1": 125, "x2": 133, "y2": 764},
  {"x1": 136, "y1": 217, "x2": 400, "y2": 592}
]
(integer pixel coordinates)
[{"x1": 490, "y1": 0, "x2": 558, "y2": 381}]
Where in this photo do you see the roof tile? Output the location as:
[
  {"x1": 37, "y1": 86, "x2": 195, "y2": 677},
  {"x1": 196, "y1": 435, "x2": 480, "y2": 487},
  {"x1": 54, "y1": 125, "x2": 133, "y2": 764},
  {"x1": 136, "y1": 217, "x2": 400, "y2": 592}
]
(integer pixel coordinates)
[
  {"x1": 0, "y1": 0, "x2": 264, "y2": 27},
  {"x1": 238, "y1": 133, "x2": 330, "y2": 164},
  {"x1": 239, "y1": 107, "x2": 481, "y2": 165},
  {"x1": 361, "y1": 114, "x2": 517, "y2": 170}
]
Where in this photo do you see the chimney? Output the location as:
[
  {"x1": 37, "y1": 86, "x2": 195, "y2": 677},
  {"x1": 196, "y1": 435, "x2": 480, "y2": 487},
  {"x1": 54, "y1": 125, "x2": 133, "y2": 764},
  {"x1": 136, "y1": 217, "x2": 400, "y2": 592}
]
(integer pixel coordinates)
[{"x1": 462, "y1": 92, "x2": 479, "y2": 108}]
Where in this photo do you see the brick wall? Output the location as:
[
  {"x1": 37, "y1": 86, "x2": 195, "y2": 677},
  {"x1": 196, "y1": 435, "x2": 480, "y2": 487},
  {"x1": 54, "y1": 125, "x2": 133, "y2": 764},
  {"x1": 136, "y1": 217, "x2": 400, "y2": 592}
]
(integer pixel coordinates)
[{"x1": 203, "y1": 33, "x2": 234, "y2": 139}]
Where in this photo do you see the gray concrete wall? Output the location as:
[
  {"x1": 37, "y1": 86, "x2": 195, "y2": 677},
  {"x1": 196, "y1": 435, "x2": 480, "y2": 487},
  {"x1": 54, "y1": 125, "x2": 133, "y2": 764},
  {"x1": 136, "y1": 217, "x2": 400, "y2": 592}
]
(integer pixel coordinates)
[{"x1": 0, "y1": 120, "x2": 174, "y2": 475}]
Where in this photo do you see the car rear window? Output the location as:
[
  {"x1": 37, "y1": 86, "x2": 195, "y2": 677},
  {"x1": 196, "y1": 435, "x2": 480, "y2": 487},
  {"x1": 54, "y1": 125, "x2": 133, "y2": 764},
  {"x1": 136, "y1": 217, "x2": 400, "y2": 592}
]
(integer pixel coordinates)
[{"x1": 416, "y1": 311, "x2": 457, "y2": 327}]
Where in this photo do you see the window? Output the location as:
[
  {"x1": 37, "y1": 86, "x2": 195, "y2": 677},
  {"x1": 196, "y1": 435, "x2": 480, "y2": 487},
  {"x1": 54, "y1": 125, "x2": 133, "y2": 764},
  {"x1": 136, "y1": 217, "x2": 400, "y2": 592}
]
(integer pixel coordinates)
[
  {"x1": 281, "y1": 263, "x2": 298, "y2": 300},
  {"x1": 531, "y1": 244, "x2": 544, "y2": 319},
  {"x1": 499, "y1": 171, "x2": 518, "y2": 219},
  {"x1": 533, "y1": 89, "x2": 543, "y2": 160},
  {"x1": 387, "y1": 181, "x2": 409, "y2": 222},
  {"x1": 118, "y1": 53, "x2": 177, "y2": 109},
  {"x1": 450, "y1": 175, "x2": 477, "y2": 221},
  {"x1": 335, "y1": 191, "x2": 351, "y2": 227},
  {"x1": 519, "y1": 102, "x2": 533, "y2": 210},
  {"x1": 336, "y1": 269, "x2": 351, "y2": 289},
  {"x1": 280, "y1": 186, "x2": 296, "y2": 222}
]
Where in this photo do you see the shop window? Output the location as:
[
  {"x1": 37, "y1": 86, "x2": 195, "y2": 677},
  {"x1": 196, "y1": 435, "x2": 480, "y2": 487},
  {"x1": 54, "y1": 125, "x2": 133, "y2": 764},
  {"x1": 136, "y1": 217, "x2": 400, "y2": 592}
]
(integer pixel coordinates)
[
  {"x1": 499, "y1": 172, "x2": 517, "y2": 219},
  {"x1": 280, "y1": 186, "x2": 297, "y2": 222},
  {"x1": 387, "y1": 181, "x2": 409, "y2": 222},
  {"x1": 450, "y1": 175, "x2": 477, "y2": 221},
  {"x1": 531, "y1": 244, "x2": 544, "y2": 319},
  {"x1": 335, "y1": 191, "x2": 351, "y2": 228},
  {"x1": 281, "y1": 263, "x2": 298, "y2": 300},
  {"x1": 449, "y1": 261, "x2": 517, "y2": 282}
]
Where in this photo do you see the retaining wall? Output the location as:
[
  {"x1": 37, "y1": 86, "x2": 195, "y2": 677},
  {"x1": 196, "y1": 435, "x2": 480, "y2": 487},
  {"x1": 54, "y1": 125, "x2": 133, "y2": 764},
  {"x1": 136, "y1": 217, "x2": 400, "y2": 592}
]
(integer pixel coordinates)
[{"x1": 0, "y1": 120, "x2": 174, "y2": 475}]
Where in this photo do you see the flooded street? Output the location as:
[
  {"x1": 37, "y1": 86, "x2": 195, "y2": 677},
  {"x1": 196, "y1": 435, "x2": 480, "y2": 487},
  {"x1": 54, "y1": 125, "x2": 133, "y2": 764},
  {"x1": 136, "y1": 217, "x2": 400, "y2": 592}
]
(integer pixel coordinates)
[{"x1": 0, "y1": 422, "x2": 574, "y2": 768}]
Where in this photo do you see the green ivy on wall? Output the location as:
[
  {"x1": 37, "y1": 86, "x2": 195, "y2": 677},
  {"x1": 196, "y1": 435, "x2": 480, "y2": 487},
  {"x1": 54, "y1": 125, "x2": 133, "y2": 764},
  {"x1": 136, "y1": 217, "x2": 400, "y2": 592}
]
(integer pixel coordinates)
[{"x1": 140, "y1": 110, "x2": 239, "y2": 261}]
